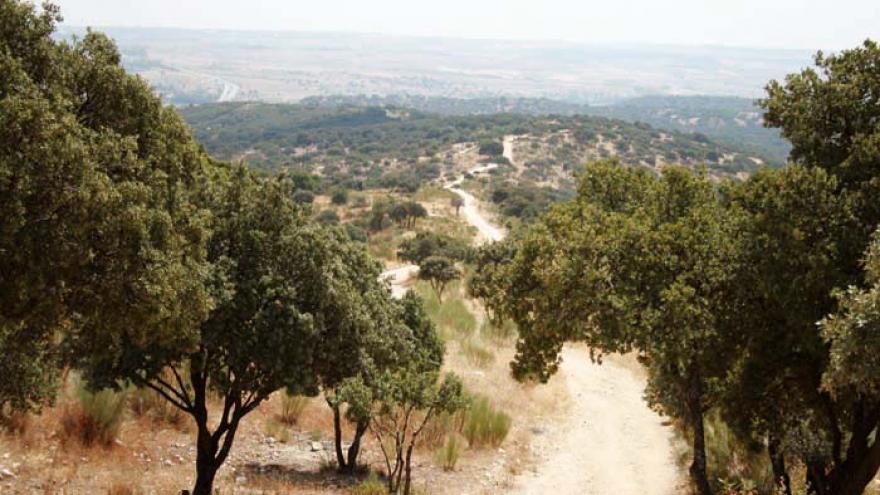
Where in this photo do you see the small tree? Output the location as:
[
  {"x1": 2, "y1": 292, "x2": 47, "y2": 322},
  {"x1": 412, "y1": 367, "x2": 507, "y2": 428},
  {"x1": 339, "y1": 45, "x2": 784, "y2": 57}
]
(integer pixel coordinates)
[
  {"x1": 389, "y1": 202, "x2": 428, "y2": 228},
  {"x1": 371, "y1": 371, "x2": 467, "y2": 495},
  {"x1": 327, "y1": 291, "x2": 444, "y2": 473},
  {"x1": 331, "y1": 187, "x2": 349, "y2": 205},
  {"x1": 293, "y1": 189, "x2": 315, "y2": 204},
  {"x1": 397, "y1": 232, "x2": 471, "y2": 265},
  {"x1": 451, "y1": 195, "x2": 464, "y2": 216},
  {"x1": 418, "y1": 256, "x2": 460, "y2": 303}
]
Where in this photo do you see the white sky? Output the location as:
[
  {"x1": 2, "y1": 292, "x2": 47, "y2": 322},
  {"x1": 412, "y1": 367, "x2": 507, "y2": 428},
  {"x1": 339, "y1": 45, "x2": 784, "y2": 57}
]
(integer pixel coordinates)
[{"x1": 54, "y1": 0, "x2": 880, "y2": 50}]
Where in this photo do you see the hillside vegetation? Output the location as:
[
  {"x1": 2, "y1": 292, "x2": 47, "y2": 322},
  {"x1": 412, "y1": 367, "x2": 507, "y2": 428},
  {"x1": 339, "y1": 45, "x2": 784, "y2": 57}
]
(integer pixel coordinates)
[
  {"x1": 303, "y1": 94, "x2": 790, "y2": 163},
  {"x1": 181, "y1": 102, "x2": 769, "y2": 185}
]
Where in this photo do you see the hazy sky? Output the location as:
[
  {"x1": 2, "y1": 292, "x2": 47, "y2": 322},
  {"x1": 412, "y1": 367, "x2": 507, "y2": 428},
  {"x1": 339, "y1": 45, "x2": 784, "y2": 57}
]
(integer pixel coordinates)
[{"x1": 55, "y1": 0, "x2": 879, "y2": 50}]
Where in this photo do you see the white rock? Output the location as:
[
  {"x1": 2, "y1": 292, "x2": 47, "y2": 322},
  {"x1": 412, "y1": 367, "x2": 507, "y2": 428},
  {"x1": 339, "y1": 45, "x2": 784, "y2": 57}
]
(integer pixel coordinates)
[
  {"x1": 0, "y1": 468, "x2": 15, "y2": 479},
  {"x1": 310, "y1": 441, "x2": 323, "y2": 452}
]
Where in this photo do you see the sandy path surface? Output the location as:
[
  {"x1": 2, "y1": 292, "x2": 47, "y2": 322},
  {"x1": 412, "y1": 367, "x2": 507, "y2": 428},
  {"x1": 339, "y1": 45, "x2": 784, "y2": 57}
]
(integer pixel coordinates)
[
  {"x1": 508, "y1": 347, "x2": 680, "y2": 495},
  {"x1": 381, "y1": 263, "x2": 419, "y2": 298}
]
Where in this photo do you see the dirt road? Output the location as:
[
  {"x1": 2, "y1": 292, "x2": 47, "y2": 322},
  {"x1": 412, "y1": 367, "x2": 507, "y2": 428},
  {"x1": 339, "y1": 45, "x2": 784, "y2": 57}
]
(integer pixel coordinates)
[
  {"x1": 508, "y1": 347, "x2": 680, "y2": 495},
  {"x1": 446, "y1": 140, "x2": 681, "y2": 494}
]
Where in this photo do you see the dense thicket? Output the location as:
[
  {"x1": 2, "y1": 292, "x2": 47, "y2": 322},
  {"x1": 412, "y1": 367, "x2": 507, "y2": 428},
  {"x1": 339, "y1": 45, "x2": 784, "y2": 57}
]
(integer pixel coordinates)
[{"x1": 471, "y1": 40, "x2": 880, "y2": 495}]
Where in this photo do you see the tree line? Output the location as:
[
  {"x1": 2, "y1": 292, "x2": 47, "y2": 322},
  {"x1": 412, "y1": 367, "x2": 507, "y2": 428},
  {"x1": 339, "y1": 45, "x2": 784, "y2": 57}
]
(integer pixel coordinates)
[
  {"x1": 469, "y1": 40, "x2": 880, "y2": 495},
  {"x1": 0, "y1": 3, "x2": 464, "y2": 494}
]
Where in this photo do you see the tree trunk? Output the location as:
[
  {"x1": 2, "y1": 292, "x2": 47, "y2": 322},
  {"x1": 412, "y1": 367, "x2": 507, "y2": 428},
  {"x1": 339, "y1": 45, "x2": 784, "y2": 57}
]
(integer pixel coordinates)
[
  {"x1": 689, "y1": 406, "x2": 713, "y2": 495},
  {"x1": 332, "y1": 403, "x2": 348, "y2": 471},
  {"x1": 829, "y1": 425, "x2": 880, "y2": 495},
  {"x1": 806, "y1": 460, "x2": 829, "y2": 495},
  {"x1": 685, "y1": 373, "x2": 712, "y2": 495},
  {"x1": 768, "y1": 434, "x2": 791, "y2": 495},
  {"x1": 192, "y1": 457, "x2": 218, "y2": 495},
  {"x1": 193, "y1": 421, "x2": 219, "y2": 495},
  {"x1": 345, "y1": 419, "x2": 369, "y2": 473},
  {"x1": 403, "y1": 443, "x2": 415, "y2": 495}
]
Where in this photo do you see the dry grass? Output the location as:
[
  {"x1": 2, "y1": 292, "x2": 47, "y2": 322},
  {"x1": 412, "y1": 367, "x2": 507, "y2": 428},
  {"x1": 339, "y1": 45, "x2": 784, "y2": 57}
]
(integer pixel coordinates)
[
  {"x1": 435, "y1": 434, "x2": 466, "y2": 471},
  {"x1": 462, "y1": 396, "x2": 511, "y2": 449},
  {"x1": 278, "y1": 393, "x2": 311, "y2": 425},
  {"x1": 60, "y1": 386, "x2": 127, "y2": 448}
]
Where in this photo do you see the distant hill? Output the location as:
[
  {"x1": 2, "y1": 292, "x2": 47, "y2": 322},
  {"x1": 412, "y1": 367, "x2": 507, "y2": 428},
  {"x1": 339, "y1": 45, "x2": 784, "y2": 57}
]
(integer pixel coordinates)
[
  {"x1": 590, "y1": 95, "x2": 791, "y2": 163},
  {"x1": 300, "y1": 94, "x2": 790, "y2": 163},
  {"x1": 181, "y1": 102, "x2": 772, "y2": 193}
]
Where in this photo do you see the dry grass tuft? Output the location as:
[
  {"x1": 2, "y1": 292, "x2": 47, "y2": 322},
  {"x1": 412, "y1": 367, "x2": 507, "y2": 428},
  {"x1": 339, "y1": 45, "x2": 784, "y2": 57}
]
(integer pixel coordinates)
[
  {"x1": 60, "y1": 385, "x2": 127, "y2": 448},
  {"x1": 463, "y1": 395, "x2": 511, "y2": 449},
  {"x1": 278, "y1": 393, "x2": 310, "y2": 425}
]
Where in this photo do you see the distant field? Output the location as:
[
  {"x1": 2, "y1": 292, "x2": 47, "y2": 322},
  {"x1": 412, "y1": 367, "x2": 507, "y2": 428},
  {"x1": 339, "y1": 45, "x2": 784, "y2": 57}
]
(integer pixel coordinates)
[{"x1": 58, "y1": 26, "x2": 812, "y2": 106}]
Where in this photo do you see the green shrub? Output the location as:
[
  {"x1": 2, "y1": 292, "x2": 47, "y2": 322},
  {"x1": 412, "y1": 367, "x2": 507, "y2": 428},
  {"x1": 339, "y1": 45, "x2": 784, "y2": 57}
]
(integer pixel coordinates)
[
  {"x1": 264, "y1": 418, "x2": 292, "y2": 443},
  {"x1": 435, "y1": 434, "x2": 465, "y2": 471},
  {"x1": 62, "y1": 385, "x2": 127, "y2": 447},
  {"x1": 279, "y1": 393, "x2": 309, "y2": 425},
  {"x1": 350, "y1": 472, "x2": 386, "y2": 495},
  {"x1": 702, "y1": 410, "x2": 774, "y2": 493},
  {"x1": 463, "y1": 396, "x2": 511, "y2": 449}
]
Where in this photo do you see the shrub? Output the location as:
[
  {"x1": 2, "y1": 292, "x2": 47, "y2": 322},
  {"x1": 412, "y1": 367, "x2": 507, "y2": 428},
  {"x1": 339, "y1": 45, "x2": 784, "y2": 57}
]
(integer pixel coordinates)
[
  {"x1": 350, "y1": 472, "x2": 386, "y2": 495},
  {"x1": 435, "y1": 433, "x2": 466, "y2": 471},
  {"x1": 278, "y1": 393, "x2": 309, "y2": 425},
  {"x1": 61, "y1": 385, "x2": 127, "y2": 447},
  {"x1": 463, "y1": 396, "x2": 511, "y2": 448},
  {"x1": 331, "y1": 188, "x2": 349, "y2": 205},
  {"x1": 264, "y1": 418, "x2": 292, "y2": 443},
  {"x1": 0, "y1": 407, "x2": 30, "y2": 436}
]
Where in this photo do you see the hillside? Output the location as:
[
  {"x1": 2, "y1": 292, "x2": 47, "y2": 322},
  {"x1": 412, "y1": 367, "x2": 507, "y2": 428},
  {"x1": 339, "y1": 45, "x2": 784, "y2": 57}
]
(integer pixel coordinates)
[
  {"x1": 301, "y1": 94, "x2": 791, "y2": 163},
  {"x1": 181, "y1": 102, "x2": 769, "y2": 190}
]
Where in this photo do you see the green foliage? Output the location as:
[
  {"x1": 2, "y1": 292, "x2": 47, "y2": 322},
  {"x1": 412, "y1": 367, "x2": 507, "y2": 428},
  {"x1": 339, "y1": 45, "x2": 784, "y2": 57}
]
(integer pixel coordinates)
[
  {"x1": 371, "y1": 371, "x2": 467, "y2": 495},
  {"x1": 478, "y1": 141, "x2": 504, "y2": 156},
  {"x1": 389, "y1": 201, "x2": 428, "y2": 228},
  {"x1": 331, "y1": 187, "x2": 350, "y2": 205},
  {"x1": 293, "y1": 189, "x2": 316, "y2": 204},
  {"x1": 476, "y1": 159, "x2": 744, "y2": 493},
  {"x1": 397, "y1": 231, "x2": 472, "y2": 265},
  {"x1": 180, "y1": 100, "x2": 760, "y2": 186},
  {"x1": 417, "y1": 256, "x2": 461, "y2": 303},
  {"x1": 462, "y1": 395, "x2": 511, "y2": 449},
  {"x1": 317, "y1": 209, "x2": 341, "y2": 224},
  {"x1": 1, "y1": 0, "x2": 213, "y2": 415},
  {"x1": 350, "y1": 472, "x2": 387, "y2": 495},
  {"x1": 489, "y1": 182, "x2": 573, "y2": 221},
  {"x1": 820, "y1": 229, "x2": 880, "y2": 399}
]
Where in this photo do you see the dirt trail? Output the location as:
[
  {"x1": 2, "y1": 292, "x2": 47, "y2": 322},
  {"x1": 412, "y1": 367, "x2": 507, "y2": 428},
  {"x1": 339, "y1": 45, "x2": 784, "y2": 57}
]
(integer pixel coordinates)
[
  {"x1": 447, "y1": 139, "x2": 681, "y2": 494},
  {"x1": 381, "y1": 263, "x2": 419, "y2": 298},
  {"x1": 508, "y1": 347, "x2": 680, "y2": 495}
]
